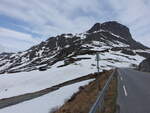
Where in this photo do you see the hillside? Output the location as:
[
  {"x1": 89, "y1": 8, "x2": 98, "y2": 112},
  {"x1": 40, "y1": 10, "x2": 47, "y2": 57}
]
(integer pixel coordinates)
[{"x1": 0, "y1": 21, "x2": 149, "y2": 74}]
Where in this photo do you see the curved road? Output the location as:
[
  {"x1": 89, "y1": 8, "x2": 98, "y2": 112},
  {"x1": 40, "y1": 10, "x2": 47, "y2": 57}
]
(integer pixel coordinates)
[{"x1": 117, "y1": 68, "x2": 150, "y2": 113}]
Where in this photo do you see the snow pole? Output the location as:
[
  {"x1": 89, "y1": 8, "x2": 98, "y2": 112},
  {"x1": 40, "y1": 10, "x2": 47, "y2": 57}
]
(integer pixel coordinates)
[
  {"x1": 96, "y1": 52, "x2": 100, "y2": 90},
  {"x1": 96, "y1": 52, "x2": 100, "y2": 73}
]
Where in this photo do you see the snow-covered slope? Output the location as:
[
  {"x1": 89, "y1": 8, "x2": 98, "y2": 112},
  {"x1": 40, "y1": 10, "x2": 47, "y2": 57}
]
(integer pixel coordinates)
[
  {"x1": 0, "y1": 79, "x2": 93, "y2": 113},
  {"x1": 0, "y1": 49, "x2": 145, "y2": 113},
  {"x1": 0, "y1": 49, "x2": 145, "y2": 99}
]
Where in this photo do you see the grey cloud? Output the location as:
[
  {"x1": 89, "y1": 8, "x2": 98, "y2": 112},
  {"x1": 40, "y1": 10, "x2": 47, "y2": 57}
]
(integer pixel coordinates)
[{"x1": 0, "y1": 0, "x2": 150, "y2": 50}]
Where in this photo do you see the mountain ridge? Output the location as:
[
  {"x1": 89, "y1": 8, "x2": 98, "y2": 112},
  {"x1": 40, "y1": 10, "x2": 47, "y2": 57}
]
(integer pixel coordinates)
[{"x1": 0, "y1": 21, "x2": 149, "y2": 74}]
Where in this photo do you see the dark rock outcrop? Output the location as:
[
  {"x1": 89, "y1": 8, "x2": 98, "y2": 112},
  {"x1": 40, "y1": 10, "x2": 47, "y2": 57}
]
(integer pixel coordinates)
[
  {"x1": 136, "y1": 52, "x2": 150, "y2": 58},
  {"x1": 139, "y1": 57, "x2": 150, "y2": 72},
  {"x1": 88, "y1": 21, "x2": 148, "y2": 49},
  {"x1": 121, "y1": 49, "x2": 136, "y2": 56}
]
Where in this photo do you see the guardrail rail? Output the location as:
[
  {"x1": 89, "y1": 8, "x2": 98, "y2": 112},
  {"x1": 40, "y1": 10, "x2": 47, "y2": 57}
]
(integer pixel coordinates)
[{"x1": 89, "y1": 69, "x2": 116, "y2": 113}]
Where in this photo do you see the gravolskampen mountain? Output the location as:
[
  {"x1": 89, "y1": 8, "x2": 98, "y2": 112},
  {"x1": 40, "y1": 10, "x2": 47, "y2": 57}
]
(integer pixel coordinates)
[{"x1": 0, "y1": 21, "x2": 150, "y2": 74}]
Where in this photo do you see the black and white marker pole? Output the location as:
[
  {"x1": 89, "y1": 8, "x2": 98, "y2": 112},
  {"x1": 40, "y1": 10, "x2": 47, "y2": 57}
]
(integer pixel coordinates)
[
  {"x1": 96, "y1": 52, "x2": 100, "y2": 90},
  {"x1": 96, "y1": 52, "x2": 100, "y2": 73}
]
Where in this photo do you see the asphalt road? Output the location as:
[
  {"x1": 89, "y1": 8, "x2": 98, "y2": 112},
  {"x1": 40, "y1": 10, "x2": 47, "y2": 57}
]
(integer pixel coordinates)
[{"x1": 117, "y1": 68, "x2": 150, "y2": 113}]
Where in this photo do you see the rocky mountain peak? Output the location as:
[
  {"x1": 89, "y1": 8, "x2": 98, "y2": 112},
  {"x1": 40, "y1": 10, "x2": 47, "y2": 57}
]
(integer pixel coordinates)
[
  {"x1": 101, "y1": 21, "x2": 132, "y2": 40},
  {"x1": 88, "y1": 21, "x2": 131, "y2": 39},
  {"x1": 87, "y1": 23, "x2": 101, "y2": 33}
]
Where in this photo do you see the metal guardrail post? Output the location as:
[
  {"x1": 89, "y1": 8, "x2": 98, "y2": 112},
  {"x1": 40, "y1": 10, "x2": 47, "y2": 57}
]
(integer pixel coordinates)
[{"x1": 88, "y1": 69, "x2": 116, "y2": 113}]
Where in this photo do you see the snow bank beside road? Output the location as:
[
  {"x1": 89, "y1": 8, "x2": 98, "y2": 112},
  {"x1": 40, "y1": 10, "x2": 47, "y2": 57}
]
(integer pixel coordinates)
[
  {"x1": 0, "y1": 59, "x2": 96, "y2": 99},
  {"x1": 0, "y1": 79, "x2": 93, "y2": 113}
]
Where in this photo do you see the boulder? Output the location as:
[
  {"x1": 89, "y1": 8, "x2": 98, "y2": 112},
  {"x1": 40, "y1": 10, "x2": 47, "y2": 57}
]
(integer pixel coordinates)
[{"x1": 139, "y1": 57, "x2": 150, "y2": 72}]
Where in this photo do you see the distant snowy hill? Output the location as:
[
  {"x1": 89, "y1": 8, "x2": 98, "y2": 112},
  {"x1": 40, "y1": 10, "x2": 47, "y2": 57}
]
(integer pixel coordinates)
[
  {"x1": 0, "y1": 21, "x2": 149, "y2": 74},
  {"x1": 0, "y1": 44, "x2": 15, "y2": 53},
  {"x1": 0, "y1": 45, "x2": 5, "y2": 53}
]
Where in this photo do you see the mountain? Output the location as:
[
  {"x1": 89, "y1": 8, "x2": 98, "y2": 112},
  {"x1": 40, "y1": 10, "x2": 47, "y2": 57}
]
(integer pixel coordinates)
[{"x1": 0, "y1": 21, "x2": 150, "y2": 74}]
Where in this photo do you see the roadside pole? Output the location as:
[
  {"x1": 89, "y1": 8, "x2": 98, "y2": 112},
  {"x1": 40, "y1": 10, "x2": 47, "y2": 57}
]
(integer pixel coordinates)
[
  {"x1": 96, "y1": 52, "x2": 100, "y2": 90},
  {"x1": 96, "y1": 52, "x2": 100, "y2": 73}
]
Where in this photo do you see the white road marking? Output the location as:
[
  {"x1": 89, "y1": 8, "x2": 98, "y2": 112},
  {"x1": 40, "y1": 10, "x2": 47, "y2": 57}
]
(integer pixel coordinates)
[
  {"x1": 123, "y1": 85, "x2": 128, "y2": 96},
  {"x1": 120, "y1": 76, "x2": 123, "y2": 81},
  {"x1": 118, "y1": 70, "x2": 123, "y2": 80}
]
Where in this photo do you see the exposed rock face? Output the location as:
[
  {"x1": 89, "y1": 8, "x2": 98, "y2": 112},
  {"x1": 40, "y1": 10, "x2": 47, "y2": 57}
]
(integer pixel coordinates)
[
  {"x1": 88, "y1": 21, "x2": 148, "y2": 49},
  {"x1": 139, "y1": 57, "x2": 150, "y2": 72},
  {"x1": 136, "y1": 52, "x2": 150, "y2": 58},
  {"x1": 121, "y1": 49, "x2": 136, "y2": 56},
  {"x1": 0, "y1": 21, "x2": 149, "y2": 73}
]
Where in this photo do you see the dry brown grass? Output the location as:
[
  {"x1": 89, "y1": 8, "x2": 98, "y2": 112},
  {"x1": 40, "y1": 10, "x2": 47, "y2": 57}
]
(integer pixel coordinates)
[
  {"x1": 101, "y1": 75, "x2": 117, "y2": 113},
  {"x1": 51, "y1": 70, "x2": 113, "y2": 113}
]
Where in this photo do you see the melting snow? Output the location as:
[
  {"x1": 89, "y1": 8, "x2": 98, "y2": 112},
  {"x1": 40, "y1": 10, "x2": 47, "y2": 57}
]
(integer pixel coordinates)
[{"x1": 0, "y1": 79, "x2": 93, "y2": 113}]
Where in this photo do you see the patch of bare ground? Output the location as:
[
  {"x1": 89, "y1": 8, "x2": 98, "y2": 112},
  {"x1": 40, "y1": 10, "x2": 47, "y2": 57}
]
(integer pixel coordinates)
[{"x1": 50, "y1": 70, "x2": 117, "y2": 113}]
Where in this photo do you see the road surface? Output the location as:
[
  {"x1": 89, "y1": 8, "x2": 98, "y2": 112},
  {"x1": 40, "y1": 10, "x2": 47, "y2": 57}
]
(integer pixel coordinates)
[{"x1": 117, "y1": 68, "x2": 150, "y2": 113}]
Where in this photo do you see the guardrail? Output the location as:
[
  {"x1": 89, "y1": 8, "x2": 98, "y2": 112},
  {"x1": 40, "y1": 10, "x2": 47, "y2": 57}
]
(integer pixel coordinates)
[{"x1": 88, "y1": 69, "x2": 116, "y2": 113}]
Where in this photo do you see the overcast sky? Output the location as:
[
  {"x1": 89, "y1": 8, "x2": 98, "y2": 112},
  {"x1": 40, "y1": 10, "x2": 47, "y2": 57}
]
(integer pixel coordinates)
[{"x1": 0, "y1": 0, "x2": 150, "y2": 51}]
